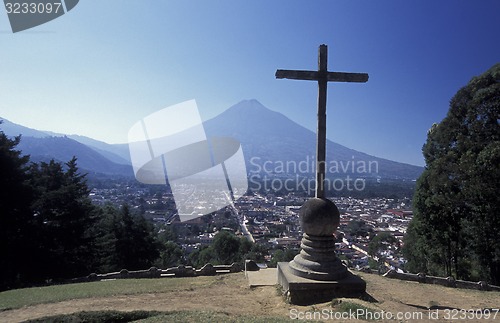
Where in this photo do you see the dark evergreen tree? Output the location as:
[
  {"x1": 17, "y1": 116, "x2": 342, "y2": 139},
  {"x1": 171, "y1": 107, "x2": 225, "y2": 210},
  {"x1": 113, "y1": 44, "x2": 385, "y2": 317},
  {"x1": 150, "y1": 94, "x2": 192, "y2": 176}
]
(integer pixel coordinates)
[
  {"x1": 29, "y1": 157, "x2": 98, "y2": 280},
  {"x1": 95, "y1": 204, "x2": 160, "y2": 272},
  {"x1": 0, "y1": 129, "x2": 34, "y2": 290},
  {"x1": 92, "y1": 204, "x2": 121, "y2": 273},
  {"x1": 0, "y1": 130, "x2": 163, "y2": 286},
  {"x1": 404, "y1": 64, "x2": 500, "y2": 284}
]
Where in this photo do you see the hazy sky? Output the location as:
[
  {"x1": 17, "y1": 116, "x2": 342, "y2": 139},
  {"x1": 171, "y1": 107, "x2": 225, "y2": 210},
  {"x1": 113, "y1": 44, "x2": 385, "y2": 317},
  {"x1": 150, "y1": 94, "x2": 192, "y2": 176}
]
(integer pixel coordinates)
[{"x1": 1, "y1": 1, "x2": 499, "y2": 166}]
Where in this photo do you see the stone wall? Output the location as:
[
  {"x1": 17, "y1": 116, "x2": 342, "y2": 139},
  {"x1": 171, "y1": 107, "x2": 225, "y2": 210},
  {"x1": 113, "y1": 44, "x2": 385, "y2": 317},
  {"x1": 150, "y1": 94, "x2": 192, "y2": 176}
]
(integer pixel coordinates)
[
  {"x1": 68, "y1": 263, "x2": 241, "y2": 284},
  {"x1": 383, "y1": 269, "x2": 500, "y2": 292}
]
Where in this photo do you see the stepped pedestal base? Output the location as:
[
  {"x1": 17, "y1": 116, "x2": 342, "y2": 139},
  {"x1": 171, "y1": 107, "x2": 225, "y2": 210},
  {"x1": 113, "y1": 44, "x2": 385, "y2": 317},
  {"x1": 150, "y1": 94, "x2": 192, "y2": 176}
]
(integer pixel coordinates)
[
  {"x1": 278, "y1": 262, "x2": 366, "y2": 305},
  {"x1": 278, "y1": 198, "x2": 366, "y2": 305}
]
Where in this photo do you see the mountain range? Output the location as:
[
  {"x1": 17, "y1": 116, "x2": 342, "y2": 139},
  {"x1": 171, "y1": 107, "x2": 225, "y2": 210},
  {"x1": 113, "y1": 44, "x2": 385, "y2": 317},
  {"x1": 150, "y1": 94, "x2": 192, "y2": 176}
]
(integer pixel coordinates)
[
  {"x1": 0, "y1": 118, "x2": 133, "y2": 176},
  {"x1": 204, "y1": 100, "x2": 423, "y2": 180},
  {"x1": 0, "y1": 99, "x2": 423, "y2": 180}
]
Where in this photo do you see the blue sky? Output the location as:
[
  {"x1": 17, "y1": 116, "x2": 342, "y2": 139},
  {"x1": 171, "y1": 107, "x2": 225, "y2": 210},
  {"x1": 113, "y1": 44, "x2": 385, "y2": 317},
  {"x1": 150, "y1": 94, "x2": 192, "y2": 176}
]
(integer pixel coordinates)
[{"x1": 1, "y1": 1, "x2": 499, "y2": 166}]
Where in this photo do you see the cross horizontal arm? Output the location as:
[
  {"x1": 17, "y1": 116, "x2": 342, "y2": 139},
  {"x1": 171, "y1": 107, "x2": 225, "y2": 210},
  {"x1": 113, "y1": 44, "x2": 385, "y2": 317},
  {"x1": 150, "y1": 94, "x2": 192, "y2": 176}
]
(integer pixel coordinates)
[
  {"x1": 328, "y1": 71, "x2": 369, "y2": 83},
  {"x1": 276, "y1": 69, "x2": 369, "y2": 83},
  {"x1": 275, "y1": 70, "x2": 319, "y2": 81}
]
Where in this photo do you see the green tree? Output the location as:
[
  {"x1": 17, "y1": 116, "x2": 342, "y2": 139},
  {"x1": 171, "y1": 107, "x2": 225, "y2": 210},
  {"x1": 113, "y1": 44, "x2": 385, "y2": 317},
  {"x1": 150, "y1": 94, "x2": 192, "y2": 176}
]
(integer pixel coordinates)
[
  {"x1": 158, "y1": 225, "x2": 178, "y2": 243},
  {"x1": 239, "y1": 237, "x2": 253, "y2": 258},
  {"x1": 29, "y1": 157, "x2": 98, "y2": 280},
  {"x1": 189, "y1": 234, "x2": 268, "y2": 268},
  {"x1": 243, "y1": 243, "x2": 268, "y2": 263},
  {"x1": 268, "y1": 248, "x2": 299, "y2": 268},
  {"x1": 156, "y1": 241, "x2": 183, "y2": 268},
  {"x1": 189, "y1": 245, "x2": 216, "y2": 268},
  {"x1": 92, "y1": 205, "x2": 120, "y2": 273},
  {"x1": 404, "y1": 64, "x2": 500, "y2": 284},
  {"x1": 98, "y1": 204, "x2": 160, "y2": 271},
  {"x1": 212, "y1": 230, "x2": 241, "y2": 265},
  {"x1": 0, "y1": 129, "x2": 34, "y2": 289},
  {"x1": 345, "y1": 220, "x2": 371, "y2": 237}
]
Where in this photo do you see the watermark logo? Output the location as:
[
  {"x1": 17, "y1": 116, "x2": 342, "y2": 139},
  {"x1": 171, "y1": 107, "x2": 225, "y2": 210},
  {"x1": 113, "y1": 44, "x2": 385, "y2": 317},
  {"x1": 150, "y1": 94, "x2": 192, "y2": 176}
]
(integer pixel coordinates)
[
  {"x1": 248, "y1": 156, "x2": 379, "y2": 194},
  {"x1": 4, "y1": 0, "x2": 79, "y2": 33},
  {"x1": 128, "y1": 100, "x2": 248, "y2": 222}
]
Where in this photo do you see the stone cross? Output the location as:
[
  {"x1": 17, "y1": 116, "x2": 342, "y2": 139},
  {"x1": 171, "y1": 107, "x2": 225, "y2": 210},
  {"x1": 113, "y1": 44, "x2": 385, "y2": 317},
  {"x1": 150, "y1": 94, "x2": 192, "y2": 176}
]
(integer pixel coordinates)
[{"x1": 276, "y1": 44, "x2": 368, "y2": 198}]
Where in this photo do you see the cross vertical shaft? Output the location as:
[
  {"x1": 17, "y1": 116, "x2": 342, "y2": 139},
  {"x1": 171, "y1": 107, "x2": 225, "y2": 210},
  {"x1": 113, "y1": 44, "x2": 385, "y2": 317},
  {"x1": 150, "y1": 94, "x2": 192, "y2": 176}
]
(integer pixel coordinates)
[
  {"x1": 316, "y1": 45, "x2": 327, "y2": 198},
  {"x1": 275, "y1": 44, "x2": 368, "y2": 198}
]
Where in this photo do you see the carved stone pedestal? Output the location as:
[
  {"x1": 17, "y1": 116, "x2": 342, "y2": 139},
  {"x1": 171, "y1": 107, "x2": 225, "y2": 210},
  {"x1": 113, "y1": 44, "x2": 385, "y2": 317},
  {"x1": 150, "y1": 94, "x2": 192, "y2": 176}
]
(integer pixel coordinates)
[
  {"x1": 278, "y1": 198, "x2": 366, "y2": 305},
  {"x1": 278, "y1": 262, "x2": 366, "y2": 305},
  {"x1": 289, "y1": 233, "x2": 348, "y2": 281}
]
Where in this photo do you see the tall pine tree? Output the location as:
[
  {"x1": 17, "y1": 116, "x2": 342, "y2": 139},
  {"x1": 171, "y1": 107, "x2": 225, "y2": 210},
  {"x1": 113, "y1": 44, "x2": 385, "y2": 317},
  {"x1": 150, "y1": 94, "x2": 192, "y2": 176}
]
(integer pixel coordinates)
[
  {"x1": 95, "y1": 204, "x2": 160, "y2": 272},
  {"x1": 0, "y1": 128, "x2": 34, "y2": 290},
  {"x1": 29, "y1": 157, "x2": 98, "y2": 280}
]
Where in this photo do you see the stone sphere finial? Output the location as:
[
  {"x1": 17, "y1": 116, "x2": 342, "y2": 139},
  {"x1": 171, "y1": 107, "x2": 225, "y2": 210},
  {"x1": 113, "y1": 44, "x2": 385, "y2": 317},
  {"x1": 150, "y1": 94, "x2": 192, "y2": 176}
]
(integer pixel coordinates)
[{"x1": 299, "y1": 198, "x2": 340, "y2": 236}]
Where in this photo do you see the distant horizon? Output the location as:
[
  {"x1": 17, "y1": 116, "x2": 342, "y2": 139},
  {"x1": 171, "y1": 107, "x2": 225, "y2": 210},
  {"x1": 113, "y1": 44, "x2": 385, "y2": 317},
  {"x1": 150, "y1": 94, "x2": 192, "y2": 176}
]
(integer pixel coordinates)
[{"x1": 1, "y1": 98, "x2": 426, "y2": 168}]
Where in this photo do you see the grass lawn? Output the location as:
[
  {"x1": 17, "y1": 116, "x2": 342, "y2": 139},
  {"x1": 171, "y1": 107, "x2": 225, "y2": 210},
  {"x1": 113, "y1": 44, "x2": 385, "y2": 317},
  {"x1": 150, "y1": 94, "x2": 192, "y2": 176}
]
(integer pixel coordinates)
[{"x1": 0, "y1": 276, "x2": 216, "y2": 311}]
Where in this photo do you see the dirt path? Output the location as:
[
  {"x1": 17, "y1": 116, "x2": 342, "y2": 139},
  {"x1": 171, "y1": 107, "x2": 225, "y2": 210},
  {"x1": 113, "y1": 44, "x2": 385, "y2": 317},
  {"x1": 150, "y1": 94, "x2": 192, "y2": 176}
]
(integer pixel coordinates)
[
  {"x1": 2, "y1": 272, "x2": 500, "y2": 323},
  {"x1": 356, "y1": 272, "x2": 500, "y2": 322}
]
